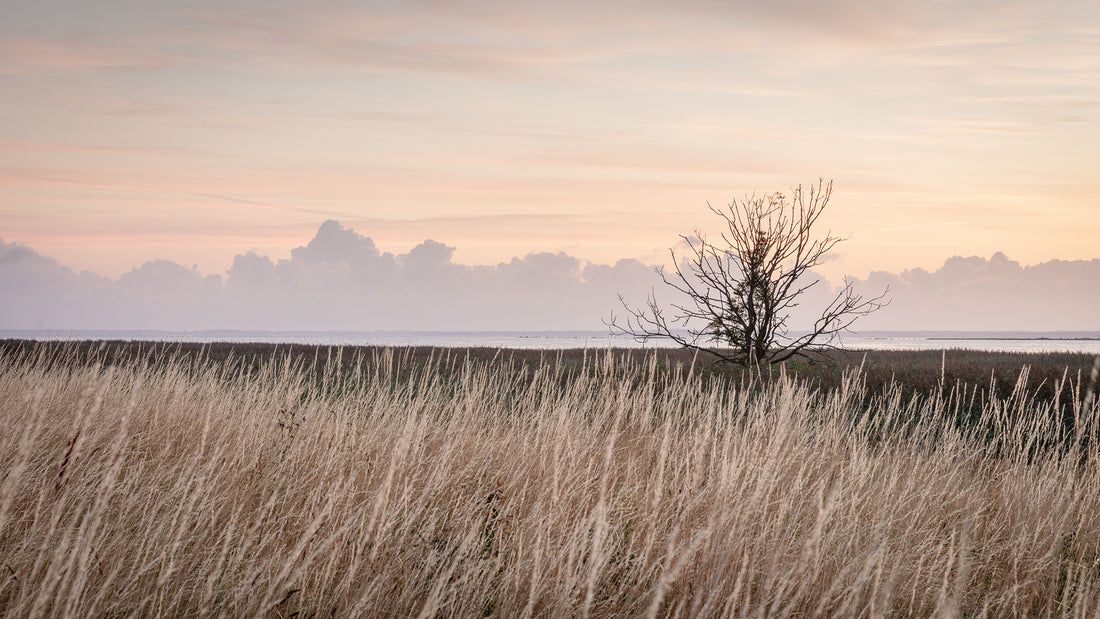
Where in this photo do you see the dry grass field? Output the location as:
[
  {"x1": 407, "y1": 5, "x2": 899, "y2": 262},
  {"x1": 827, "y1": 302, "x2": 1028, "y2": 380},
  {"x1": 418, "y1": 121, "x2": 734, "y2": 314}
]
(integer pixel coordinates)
[{"x1": 1, "y1": 342, "x2": 1099, "y2": 616}]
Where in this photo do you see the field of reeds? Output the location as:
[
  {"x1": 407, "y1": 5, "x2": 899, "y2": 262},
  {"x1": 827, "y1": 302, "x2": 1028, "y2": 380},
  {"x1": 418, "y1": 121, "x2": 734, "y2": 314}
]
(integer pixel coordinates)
[{"x1": 1, "y1": 341, "x2": 1099, "y2": 616}]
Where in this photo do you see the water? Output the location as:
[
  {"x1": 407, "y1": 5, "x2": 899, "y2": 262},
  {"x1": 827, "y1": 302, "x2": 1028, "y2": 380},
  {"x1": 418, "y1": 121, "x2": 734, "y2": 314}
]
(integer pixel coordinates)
[
  {"x1": 3, "y1": 329, "x2": 1100, "y2": 354},
  {"x1": 837, "y1": 336, "x2": 1100, "y2": 354}
]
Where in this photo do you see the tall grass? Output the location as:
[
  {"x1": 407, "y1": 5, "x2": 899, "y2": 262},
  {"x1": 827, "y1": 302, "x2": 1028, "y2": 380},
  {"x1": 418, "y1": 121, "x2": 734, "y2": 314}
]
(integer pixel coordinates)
[{"x1": 1, "y1": 347, "x2": 1099, "y2": 616}]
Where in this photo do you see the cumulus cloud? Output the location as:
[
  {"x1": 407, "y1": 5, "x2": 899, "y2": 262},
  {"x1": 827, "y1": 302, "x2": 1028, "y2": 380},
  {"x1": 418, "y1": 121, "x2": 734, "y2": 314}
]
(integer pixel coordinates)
[
  {"x1": 2, "y1": 227, "x2": 1097, "y2": 333},
  {"x1": 216, "y1": 223, "x2": 663, "y2": 331},
  {"x1": 0, "y1": 237, "x2": 112, "y2": 329},
  {"x1": 0, "y1": 224, "x2": 660, "y2": 331},
  {"x1": 849, "y1": 251, "x2": 1100, "y2": 331}
]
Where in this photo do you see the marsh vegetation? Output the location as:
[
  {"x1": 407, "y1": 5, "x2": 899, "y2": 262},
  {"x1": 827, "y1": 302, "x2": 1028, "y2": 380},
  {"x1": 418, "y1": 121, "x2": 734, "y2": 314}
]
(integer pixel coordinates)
[{"x1": 1, "y1": 341, "x2": 1099, "y2": 616}]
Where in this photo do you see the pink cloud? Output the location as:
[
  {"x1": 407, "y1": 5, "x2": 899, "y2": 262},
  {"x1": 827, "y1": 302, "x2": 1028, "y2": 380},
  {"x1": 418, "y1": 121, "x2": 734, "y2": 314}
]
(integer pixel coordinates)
[
  {"x1": 4, "y1": 222, "x2": 1097, "y2": 333},
  {"x1": 0, "y1": 35, "x2": 180, "y2": 74}
]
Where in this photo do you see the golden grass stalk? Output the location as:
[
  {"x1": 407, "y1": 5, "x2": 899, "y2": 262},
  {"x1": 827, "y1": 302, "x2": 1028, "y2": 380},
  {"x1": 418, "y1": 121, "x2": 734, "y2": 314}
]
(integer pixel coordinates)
[{"x1": 0, "y1": 347, "x2": 1098, "y2": 617}]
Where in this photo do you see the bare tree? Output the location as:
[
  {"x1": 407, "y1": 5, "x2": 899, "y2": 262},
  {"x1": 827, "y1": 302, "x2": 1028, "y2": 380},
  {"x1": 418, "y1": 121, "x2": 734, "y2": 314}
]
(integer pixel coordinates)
[{"x1": 608, "y1": 179, "x2": 888, "y2": 366}]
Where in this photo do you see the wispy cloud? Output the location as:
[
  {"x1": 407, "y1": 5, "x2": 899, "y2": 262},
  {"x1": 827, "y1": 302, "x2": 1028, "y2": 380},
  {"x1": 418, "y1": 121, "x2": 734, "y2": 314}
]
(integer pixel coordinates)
[
  {"x1": 0, "y1": 34, "x2": 184, "y2": 74},
  {"x1": 2, "y1": 0, "x2": 1098, "y2": 285}
]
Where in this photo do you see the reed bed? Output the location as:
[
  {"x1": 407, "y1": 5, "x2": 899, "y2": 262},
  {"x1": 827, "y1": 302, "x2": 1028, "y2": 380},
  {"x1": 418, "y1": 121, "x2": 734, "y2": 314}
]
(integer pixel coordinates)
[{"x1": 1, "y1": 346, "x2": 1099, "y2": 617}]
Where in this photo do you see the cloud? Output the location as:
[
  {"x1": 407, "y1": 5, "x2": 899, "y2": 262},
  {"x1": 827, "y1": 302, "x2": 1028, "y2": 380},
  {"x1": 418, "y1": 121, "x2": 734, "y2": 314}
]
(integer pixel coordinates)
[
  {"x1": 0, "y1": 237, "x2": 113, "y2": 329},
  {"x1": 2, "y1": 225, "x2": 1097, "y2": 333},
  {"x1": 0, "y1": 35, "x2": 179, "y2": 74},
  {"x1": 0, "y1": 222, "x2": 663, "y2": 331},
  {"x1": 291, "y1": 219, "x2": 388, "y2": 266},
  {"x1": 216, "y1": 222, "x2": 660, "y2": 330},
  {"x1": 849, "y1": 251, "x2": 1100, "y2": 331},
  {"x1": 11, "y1": 0, "x2": 1084, "y2": 83}
]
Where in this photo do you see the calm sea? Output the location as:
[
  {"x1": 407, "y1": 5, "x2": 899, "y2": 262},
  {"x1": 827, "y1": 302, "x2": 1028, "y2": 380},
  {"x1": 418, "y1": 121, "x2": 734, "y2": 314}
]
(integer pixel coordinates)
[{"x1": 4, "y1": 330, "x2": 1100, "y2": 354}]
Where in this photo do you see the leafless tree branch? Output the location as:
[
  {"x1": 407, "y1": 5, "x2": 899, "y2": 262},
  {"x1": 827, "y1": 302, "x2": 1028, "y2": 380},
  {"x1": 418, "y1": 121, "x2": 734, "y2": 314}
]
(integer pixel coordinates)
[{"x1": 607, "y1": 179, "x2": 889, "y2": 366}]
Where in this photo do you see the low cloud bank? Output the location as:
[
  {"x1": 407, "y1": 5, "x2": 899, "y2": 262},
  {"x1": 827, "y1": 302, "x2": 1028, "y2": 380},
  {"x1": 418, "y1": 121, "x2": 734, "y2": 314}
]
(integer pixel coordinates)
[
  {"x1": 0, "y1": 221, "x2": 659, "y2": 331},
  {"x1": 848, "y1": 252, "x2": 1100, "y2": 332},
  {"x1": 1, "y1": 223, "x2": 1097, "y2": 332}
]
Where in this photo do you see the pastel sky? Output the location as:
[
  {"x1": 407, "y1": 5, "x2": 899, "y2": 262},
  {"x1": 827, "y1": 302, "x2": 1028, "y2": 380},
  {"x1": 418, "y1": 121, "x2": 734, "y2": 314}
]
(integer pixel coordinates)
[{"x1": 3, "y1": 0, "x2": 1099, "y2": 285}]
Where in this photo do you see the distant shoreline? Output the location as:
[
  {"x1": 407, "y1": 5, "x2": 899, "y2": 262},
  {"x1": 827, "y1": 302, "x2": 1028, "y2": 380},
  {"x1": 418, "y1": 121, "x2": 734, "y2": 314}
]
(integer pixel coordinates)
[
  {"x1": 3, "y1": 328, "x2": 1099, "y2": 340},
  {"x1": 926, "y1": 337, "x2": 1100, "y2": 342},
  {"x1": 3, "y1": 329, "x2": 1099, "y2": 355}
]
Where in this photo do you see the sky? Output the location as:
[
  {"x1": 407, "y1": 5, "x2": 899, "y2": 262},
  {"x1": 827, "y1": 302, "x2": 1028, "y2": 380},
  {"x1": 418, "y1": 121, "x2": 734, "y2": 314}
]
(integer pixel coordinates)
[{"x1": 2, "y1": 0, "x2": 1099, "y2": 332}]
